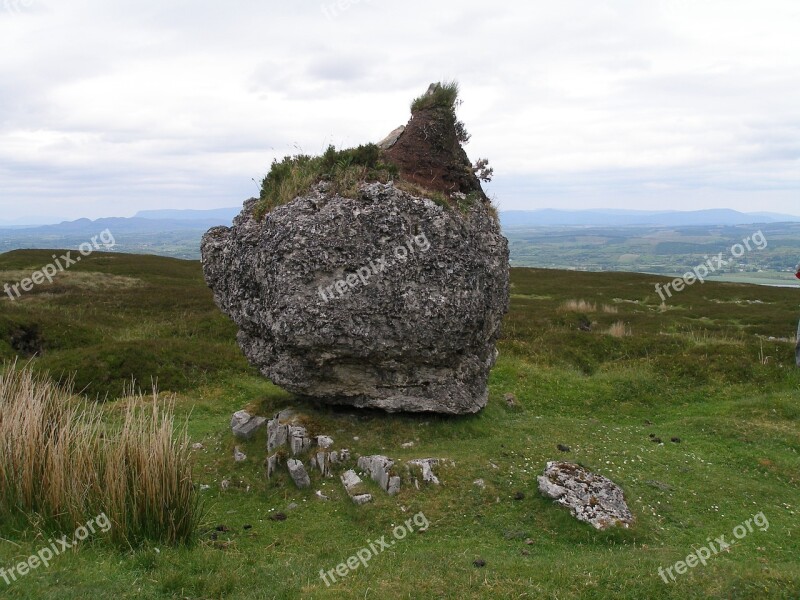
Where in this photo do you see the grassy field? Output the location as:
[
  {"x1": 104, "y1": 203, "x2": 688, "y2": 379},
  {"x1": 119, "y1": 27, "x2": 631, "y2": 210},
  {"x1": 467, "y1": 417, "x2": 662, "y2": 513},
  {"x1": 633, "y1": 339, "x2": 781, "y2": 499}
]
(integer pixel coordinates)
[{"x1": 1, "y1": 250, "x2": 799, "y2": 599}]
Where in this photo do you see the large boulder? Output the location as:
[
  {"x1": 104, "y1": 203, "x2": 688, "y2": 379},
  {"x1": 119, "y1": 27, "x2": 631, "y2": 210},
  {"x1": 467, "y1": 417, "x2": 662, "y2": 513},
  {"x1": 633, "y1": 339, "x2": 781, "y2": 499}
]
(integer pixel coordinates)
[
  {"x1": 202, "y1": 182, "x2": 507, "y2": 414},
  {"x1": 201, "y1": 84, "x2": 509, "y2": 414}
]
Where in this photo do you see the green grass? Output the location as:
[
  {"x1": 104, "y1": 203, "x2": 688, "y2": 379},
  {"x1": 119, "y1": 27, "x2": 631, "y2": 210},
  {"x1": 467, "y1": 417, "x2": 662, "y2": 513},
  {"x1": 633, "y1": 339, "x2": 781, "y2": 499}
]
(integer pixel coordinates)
[
  {"x1": 1, "y1": 253, "x2": 798, "y2": 598},
  {"x1": 254, "y1": 144, "x2": 400, "y2": 219},
  {"x1": 410, "y1": 80, "x2": 460, "y2": 113}
]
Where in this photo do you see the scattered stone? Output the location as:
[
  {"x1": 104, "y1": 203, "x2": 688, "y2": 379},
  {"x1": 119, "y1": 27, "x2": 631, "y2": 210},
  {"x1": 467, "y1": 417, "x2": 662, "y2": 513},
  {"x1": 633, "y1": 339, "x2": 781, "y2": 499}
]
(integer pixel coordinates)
[
  {"x1": 267, "y1": 417, "x2": 289, "y2": 452},
  {"x1": 199, "y1": 484, "x2": 211, "y2": 491},
  {"x1": 557, "y1": 444, "x2": 571, "y2": 453},
  {"x1": 401, "y1": 441, "x2": 414, "y2": 449},
  {"x1": 408, "y1": 458, "x2": 443, "y2": 485},
  {"x1": 353, "y1": 436, "x2": 360, "y2": 441},
  {"x1": 358, "y1": 455, "x2": 400, "y2": 495},
  {"x1": 538, "y1": 461, "x2": 634, "y2": 530},
  {"x1": 315, "y1": 490, "x2": 330, "y2": 501},
  {"x1": 524, "y1": 538, "x2": 534, "y2": 545},
  {"x1": 191, "y1": 442, "x2": 205, "y2": 450},
  {"x1": 231, "y1": 411, "x2": 267, "y2": 441},
  {"x1": 377, "y1": 124, "x2": 405, "y2": 150},
  {"x1": 231, "y1": 410, "x2": 251, "y2": 429},
  {"x1": 473, "y1": 479, "x2": 485, "y2": 488},
  {"x1": 265, "y1": 453, "x2": 281, "y2": 479},
  {"x1": 268, "y1": 512, "x2": 287, "y2": 522},
  {"x1": 289, "y1": 425, "x2": 313, "y2": 455},
  {"x1": 351, "y1": 494, "x2": 373, "y2": 505},
  {"x1": 317, "y1": 435, "x2": 334, "y2": 449},
  {"x1": 287, "y1": 502, "x2": 299, "y2": 510},
  {"x1": 504, "y1": 393, "x2": 516, "y2": 406},
  {"x1": 473, "y1": 559, "x2": 486, "y2": 568},
  {"x1": 221, "y1": 479, "x2": 230, "y2": 491},
  {"x1": 340, "y1": 469, "x2": 363, "y2": 492},
  {"x1": 513, "y1": 491, "x2": 525, "y2": 500},
  {"x1": 671, "y1": 437, "x2": 681, "y2": 443},
  {"x1": 233, "y1": 446, "x2": 247, "y2": 462},
  {"x1": 287, "y1": 458, "x2": 311, "y2": 488}
]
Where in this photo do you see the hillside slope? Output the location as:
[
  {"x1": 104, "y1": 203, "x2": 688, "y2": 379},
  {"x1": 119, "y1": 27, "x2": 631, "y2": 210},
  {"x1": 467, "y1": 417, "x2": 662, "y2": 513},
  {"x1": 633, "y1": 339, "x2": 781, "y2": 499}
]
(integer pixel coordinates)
[{"x1": 0, "y1": 250, "x2": 798, "y2": 599}]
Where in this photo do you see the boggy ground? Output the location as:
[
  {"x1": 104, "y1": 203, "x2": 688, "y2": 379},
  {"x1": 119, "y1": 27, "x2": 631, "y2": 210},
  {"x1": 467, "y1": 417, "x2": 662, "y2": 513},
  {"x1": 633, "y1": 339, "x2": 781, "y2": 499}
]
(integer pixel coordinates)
[{"x1": 0, "y1": 250, "x2": 798, "y2": 599}]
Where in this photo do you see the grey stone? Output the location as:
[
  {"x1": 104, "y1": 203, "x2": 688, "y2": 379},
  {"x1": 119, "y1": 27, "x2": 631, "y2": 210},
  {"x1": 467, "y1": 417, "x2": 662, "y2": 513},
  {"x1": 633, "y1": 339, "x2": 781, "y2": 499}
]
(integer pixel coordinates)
[
  {"x1": 287, "y1": 458, "x2": 311, "y2": 488},
  {"x1": 352, "y1": 493, "x2": 373, "y2": 505},
  {"x1": 266, "y1": 453, "x2": 280, "y2": 479},
  {"x1": 201, "y1": 182, "x2": 509, "y2": 415},
  {"x1": 409, "y1": 458, "x2": 442, "y2": 485},
  {"x1": 191, "y1": 442, "x2": 204, "y2": 450},
  {"x1": 357, "y1": 455, "x2": 399, "y2": 494},
  {"x1": 267, "y1": 418, "x2": 288, "y2": 452},
  {"x1": 340, "y1": 469, "x2": 362, "y2": 491},
  {"x1": 377, "y1": 125, "x2": 405, "y2": 150},
  {"x1": 315, "y1": 490, "x2": 330, "y2": 500},
  {"x1": 317, "y1": 435, "x2": 334, "y2": 449},
  {"x1": 233, "y1": 446, "x2": 247, "y2": 462},
  {"x1": 289, "y1": 425, "x2": 313, "y2": 455},
  {"x1": 230, "y1": 410, "x2": 251, "y2": 429},
  {"x1": 537, "y1": 461, "x2": 634, "y2": 530},
  {"x1": 232, "y1": 415, "x2": 267, "y2": 441}
]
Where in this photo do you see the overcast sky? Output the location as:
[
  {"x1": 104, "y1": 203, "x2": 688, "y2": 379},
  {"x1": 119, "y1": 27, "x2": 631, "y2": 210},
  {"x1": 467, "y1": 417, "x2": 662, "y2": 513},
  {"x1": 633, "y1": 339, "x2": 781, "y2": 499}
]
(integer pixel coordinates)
[{"x1": 0, "y1": 0, "x2": 798, "y2": 223}]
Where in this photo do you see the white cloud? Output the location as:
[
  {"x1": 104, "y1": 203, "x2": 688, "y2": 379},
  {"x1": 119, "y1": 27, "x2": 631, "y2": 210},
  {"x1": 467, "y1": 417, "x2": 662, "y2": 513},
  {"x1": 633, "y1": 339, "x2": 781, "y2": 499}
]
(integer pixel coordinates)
[{"x1": 0, "y1": 0, "x2": 798, "y2": 221}]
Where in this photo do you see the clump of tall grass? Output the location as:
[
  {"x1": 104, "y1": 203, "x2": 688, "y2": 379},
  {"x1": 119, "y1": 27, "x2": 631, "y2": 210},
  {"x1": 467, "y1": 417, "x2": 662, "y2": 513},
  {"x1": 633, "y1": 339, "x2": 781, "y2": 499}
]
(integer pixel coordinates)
[
  {"x1": 0, "y1": 363, "x2": 201, "y2": 546},
  {"x1": 559, "y1": 299, "x2": 618, "y2": 314},
  {"x1": 605, "y1": 321, "x2": 631, "y2": 338}
]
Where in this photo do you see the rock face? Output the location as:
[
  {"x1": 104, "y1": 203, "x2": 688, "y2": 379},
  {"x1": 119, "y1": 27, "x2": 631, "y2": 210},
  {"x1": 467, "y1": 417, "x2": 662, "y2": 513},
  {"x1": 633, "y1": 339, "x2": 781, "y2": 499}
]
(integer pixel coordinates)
[
  {"x1": 202, "y1": 182, "x2": 508, "y2": 414},
  {"x1": 537, "y1": 461, "x2": 634, "y2": 530},
  {"x1": 201, "y1": 85, "x2": 509, "y2": 414}
]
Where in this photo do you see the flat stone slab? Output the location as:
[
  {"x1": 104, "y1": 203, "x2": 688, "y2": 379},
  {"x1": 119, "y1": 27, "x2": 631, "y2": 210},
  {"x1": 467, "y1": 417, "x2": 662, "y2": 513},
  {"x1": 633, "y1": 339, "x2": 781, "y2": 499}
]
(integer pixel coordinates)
[{"x1": 537, "y1": 461, "x2": 634, "y2": 530}]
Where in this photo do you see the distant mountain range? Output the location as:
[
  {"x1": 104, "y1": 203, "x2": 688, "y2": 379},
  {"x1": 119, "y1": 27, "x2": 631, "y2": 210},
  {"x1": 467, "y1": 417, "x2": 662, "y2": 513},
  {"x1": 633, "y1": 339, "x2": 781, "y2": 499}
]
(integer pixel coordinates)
[
  {"x1": 500, "y1": 208, "x2": 800, "y2": 228},
  {"x1": 2, "y1": 206, "x2": 800, "y2": 260}
]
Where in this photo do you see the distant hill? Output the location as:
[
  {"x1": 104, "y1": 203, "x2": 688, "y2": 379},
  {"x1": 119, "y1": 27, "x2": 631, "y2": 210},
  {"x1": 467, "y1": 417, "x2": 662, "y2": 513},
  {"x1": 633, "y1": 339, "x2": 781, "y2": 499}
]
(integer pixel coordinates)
[
  {"x1": 500, "y1": 208, "x2": 800, "y2": 228},
  {"x1": 133, "y1": 207, "x2": 241, "y2": 222}
]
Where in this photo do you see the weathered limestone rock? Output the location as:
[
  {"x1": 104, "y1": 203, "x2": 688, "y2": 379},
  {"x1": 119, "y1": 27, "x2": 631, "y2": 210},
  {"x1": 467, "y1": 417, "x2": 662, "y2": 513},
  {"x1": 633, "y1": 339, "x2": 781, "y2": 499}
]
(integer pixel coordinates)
[
  {"x1": 287, "y1": 458, "x2": 311, "y2": 488},
  {"x1": 202, "y1": 84, "x2": 509, "y2": 416},
  {"x1": 231, "y1": 410, "x2": 267, "y2": 440},
  {"x1": 352, "y1": 494, "x2": 373, "y2": 505},
  {"x1": 340, "y1": 469, "x2": 362, "y2": 492},
  {"x1": 377, "y1": 125, "x2": 405, "y2": 150},
  {"x1": 358, "y1": 455, "x2": 401, "y2": 496},
  {"x1": 202, "y1": 182, "x2": 508, "y2": 414},
  {"x1": 537, "y1": 461, "x2": 634, "y2": 530},
  {"x1": 233, "y1": 446, "x2": 247, "y2": 462},
  {"x1": 409, "y1": 458, "x2": 444, "y2": 485}
]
